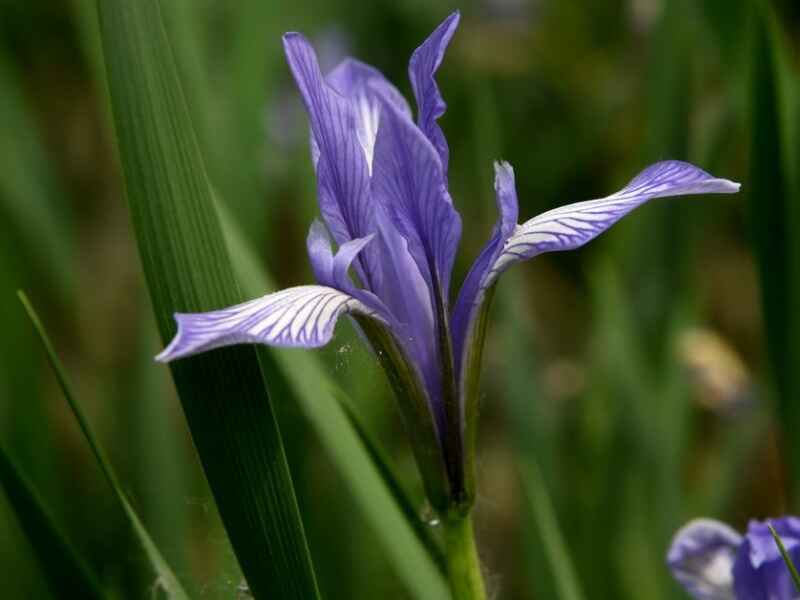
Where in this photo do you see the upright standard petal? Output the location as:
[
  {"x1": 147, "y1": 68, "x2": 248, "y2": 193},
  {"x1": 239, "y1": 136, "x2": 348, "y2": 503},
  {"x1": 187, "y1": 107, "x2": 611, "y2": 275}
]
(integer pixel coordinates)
[
  {"x1": 326, "y1": 58, "x2": 411, "y2": 174},
  {"x1": 451, "y1": 161, "x2": 518, "y2": 372},
  {"x1": 283, "y1": 33, "x2": 380, "y2": 289},
  {"x1": 371, "y1": 95, "x2": 462, "y2": 301},
  {"x1": 156, "y1": 286, "x2": 385, "y2": 362},
  {"x1": 408, "y1": 12, "x2": 460, "y2": 175},
  {"x1": 667, "y1": 519, "x2": 741, "y2": 600},
  {"x1": 487, "y1": 160, "x2": 741, "y2": 286}
]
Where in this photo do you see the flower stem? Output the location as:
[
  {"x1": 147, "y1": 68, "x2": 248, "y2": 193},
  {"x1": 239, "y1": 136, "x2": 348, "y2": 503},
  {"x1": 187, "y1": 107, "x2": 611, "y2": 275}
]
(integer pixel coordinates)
[{"x1": 443, "y1": 513, "x2": 487, "y2": 600}]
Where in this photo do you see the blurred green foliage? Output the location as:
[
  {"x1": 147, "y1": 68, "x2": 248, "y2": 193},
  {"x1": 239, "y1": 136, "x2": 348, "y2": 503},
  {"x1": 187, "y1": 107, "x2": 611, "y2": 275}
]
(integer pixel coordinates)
[{"x1": 0, "y1": 0, "x2": 798, "y2": 598}]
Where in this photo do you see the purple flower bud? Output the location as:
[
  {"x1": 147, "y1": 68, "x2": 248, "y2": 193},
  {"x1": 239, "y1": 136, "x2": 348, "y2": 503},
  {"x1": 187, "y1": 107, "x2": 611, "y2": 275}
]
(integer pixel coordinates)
[{"x1": 668, "y1": 516, "x2": 800, "y2": 599}]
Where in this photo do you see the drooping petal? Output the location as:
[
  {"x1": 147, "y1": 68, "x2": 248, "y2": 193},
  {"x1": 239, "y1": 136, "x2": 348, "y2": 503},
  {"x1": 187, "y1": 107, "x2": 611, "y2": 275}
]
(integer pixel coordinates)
[
  {"x1": 451, "y1": 161, "x2": 519, "y2": 371},
  {"x1": 408, "y1": 12, "x2": 460, "y2": 175},
  {"x1": 155, "y1": 286, "x2": 385, "y2": 362},
  {"x1": 283, "y1": 33, "x2": 380, "y2": 289},
  {"x1": 667, "y1": 519, "x2": 741, "y2": 600},
  {"x1": 487, "y1": 160, "x2": 741, "y2": 285},
  {"x1": 371, "y1": 95, "x2": 462, "y2": 302}
]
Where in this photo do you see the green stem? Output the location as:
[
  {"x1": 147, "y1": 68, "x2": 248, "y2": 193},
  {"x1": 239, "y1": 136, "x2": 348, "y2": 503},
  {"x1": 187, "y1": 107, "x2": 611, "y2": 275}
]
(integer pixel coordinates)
[{"x1": 444, "y1": 514, "x2": 487, "y2": 600}]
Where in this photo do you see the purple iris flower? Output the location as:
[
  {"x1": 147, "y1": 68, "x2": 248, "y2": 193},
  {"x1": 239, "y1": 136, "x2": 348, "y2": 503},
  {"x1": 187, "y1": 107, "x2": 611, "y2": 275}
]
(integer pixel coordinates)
[
  {"x1": 668, "y1": 517, "x2": 800, "y2": 599},
  {"x1": 156, "y1": 12, "x2": 740, "y2": 512}
]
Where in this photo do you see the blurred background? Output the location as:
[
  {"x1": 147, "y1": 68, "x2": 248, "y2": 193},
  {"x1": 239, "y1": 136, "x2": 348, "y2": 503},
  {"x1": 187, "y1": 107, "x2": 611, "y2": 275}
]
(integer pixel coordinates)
[{"x1": 1, "y1": 0, "x2": 799, "y2": 598}]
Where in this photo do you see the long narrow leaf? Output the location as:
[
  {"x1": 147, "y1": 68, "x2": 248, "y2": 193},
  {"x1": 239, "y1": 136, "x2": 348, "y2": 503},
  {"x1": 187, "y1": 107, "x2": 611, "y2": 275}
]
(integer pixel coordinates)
[
  {"x1": 519, "y1": 458, "x2": 586, "y2": 600},
  {"x1": 0, "y1": 52, "x2": 73, "y2": 305},
  {"x1": 94, "y1": 0, "x2": 321, "y2": 597},
  {"x1": 747, "y1": 3, "x2": 800, "y2": 495},
  {"x1": 0, "y1": 443, "x2": 105, "y2": 600},
  {"x1": 335, "y1": 392, "x2": 447, "y2": 574},
  {"x1": 19, "y1": 292, "x2": 189, "y2": 600}
]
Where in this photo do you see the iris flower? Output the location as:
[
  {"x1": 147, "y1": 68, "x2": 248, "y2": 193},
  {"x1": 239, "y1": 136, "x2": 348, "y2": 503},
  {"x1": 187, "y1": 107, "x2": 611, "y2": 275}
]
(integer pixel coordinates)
[
  {"x1": 668, "y1": 517, "x2": 800, "y2": 599},
  {"x1": 156, "y1": 12, "x2": 739, "y2": 518}
]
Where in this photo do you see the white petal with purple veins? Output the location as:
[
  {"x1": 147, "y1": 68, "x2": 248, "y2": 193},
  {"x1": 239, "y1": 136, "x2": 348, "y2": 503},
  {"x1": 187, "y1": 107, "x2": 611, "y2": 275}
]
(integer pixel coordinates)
[
  {"x1": 155, "y1": 286, "x2": 384, "y2": 362},
  {"x1": 486, "y1": 161, "x2": 740, "y2": 286}
]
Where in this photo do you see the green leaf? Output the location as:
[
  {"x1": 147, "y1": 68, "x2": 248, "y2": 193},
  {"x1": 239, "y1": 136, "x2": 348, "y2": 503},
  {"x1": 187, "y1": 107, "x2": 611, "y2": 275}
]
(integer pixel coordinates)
[
  {"x1": 519, "y1": 458, "x2": 586, "y2": 600},
  {"x1": 219, "y1": 205, "x2": 451, "y2": 600},
  {"x1": 335, "y1": 391, "x2": 447, "y2": 574},
  {"x1": 0, "y1": 52, "x2": 73, "y2": 304},
  {"x1": 0, "y1": 443, "x2": 106, "y2": 600},
  {"x1": 768, "y1": 524, "x2": 800, "y2": 593},
  {"x1": 747, "y1": 3, "x2": 800, "y2": 495},
  {"x1": 19, "y1": 292, "x2": 189, "y2": 600},
  {"x1": 94, "y1": 0, "x2": 320, "y2": 597}
]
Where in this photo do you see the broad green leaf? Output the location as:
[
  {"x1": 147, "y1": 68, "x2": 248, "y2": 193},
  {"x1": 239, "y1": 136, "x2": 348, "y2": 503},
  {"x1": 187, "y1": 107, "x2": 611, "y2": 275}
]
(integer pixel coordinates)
[
  {"x1": 220, "y1": 205, "x2": 451, "y2": 599},
  {"x1": 0, "y1": 443, "x2": 105, "y2": 600},
  {"x1": 94, "y1": 1, "x2": 320, "y2": 597},
  {"x1": 19, "y1": 292, "x2": 189, "y2": 600}
]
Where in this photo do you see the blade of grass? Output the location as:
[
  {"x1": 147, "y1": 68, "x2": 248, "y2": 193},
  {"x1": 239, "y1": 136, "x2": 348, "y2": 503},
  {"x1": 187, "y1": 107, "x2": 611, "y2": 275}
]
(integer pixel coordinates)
[
  {"x1": 495, "y1": 274, "x2": 587, "y2": 600},
  {"x1": 220, "y1": 204, "x2": 451, "y2": 599},
  {"x1": 95, "y1": 0, "x2": 321, "y2": 596},
  {"x1": 747, "y1": 2, "x2": 800, "y2": 499},
  {"x1": 519, "y1": 458, "x2": 586, "y2": 600},
  {"x1": 335, "y1": 392, "x2": 447, "y2": 574},
  {"x1": 0, "y1": 52, "x2": 73, "y2": 306},
  {"x1": 126, "y1": 306, "x2": 190, "y2": 582},
  {"x1": 19, "y1": 292, "x2": 189, "y2": 600},
  {"x1": 0, "y1": 443, "x2": 105, "y2": 600},
  {"x1": 768, "y1": 524, "x2": 800, "y2": 593}
]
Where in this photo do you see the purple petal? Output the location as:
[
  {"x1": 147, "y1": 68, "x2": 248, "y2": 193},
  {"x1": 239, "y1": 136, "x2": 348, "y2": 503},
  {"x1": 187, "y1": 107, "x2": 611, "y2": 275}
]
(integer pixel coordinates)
[
  {"x1": 332, "y1": 234, "x2": 376, "y2": 290},
  {"x1": 451, "y1": 161, "x2": 519, "y2": 373},
  {"x1": 283, "y1": 33, "x2": 380, "y2": 289},
  {"x1": 667, "y1": 519, "x2": 741, "y2": 600},
  {"x1": 326, "y1": 58, "x2": 412, "y2": 175},
  {"x1": 327, "y1": 58, "x2": 411, "y2": 116},
  {"x1": 487, "y1": 160, "x2": 741, "y2": 284},
  {"x1": 375, "y1": 206, "x2": 441, "y2": 395},
  {"x1": 324, "y1": 59, "x2": 441, "y2": 385},
  {"x1": 744, "y1": 517, "x2": 800, "y2": 568},
  {"x1": 733, "y1": 517, "x2": 800, "y2": 600},
  {"x1": 409, "y1": 12, "x2": 460, "y2": 175},
  {"x1": 307, "y1": 219, "x2": 334, "y2": 284},
  {"x1": 155, "y1": 285, "x2": 385, "y2": 362},
  {"x1": 371, "y1": 95, "x2": 462, "y2": 301}
]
